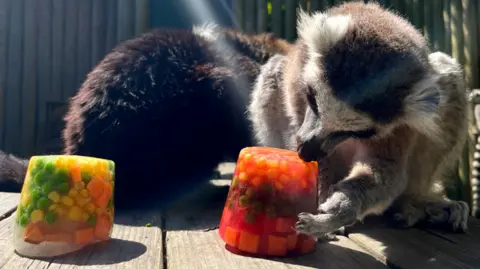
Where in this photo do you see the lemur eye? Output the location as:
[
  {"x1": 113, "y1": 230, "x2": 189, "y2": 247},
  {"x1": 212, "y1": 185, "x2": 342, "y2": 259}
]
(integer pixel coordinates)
[{"x1": 306, "y1": 86, "x2": 318, "y2": 114}]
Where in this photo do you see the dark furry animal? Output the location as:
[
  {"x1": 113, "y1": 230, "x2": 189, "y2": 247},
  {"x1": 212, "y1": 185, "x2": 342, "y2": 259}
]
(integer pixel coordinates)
[{"x1": 0, "y1": 24, "x2": 290, "y2": 209}]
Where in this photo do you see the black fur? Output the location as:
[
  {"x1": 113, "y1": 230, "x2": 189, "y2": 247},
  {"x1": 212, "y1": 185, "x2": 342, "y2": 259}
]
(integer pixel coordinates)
[{"x1": 0, "y1": 26, "x2": 289, "y2": 209}]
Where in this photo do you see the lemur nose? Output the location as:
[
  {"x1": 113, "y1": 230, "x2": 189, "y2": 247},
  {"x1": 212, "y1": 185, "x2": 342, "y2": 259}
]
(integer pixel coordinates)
[{"x1": 296, "y1": 135, "x2": 327, "y2": 162}]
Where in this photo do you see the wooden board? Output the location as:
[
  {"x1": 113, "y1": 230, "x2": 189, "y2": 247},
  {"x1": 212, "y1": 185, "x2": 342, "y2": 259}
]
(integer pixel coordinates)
[
  {"x1": 164, "y1": 179, "x2": 388, "y2": 269},
  {"x1": 0, "y1": 210, "x2": 163, "y2": 268},
  {"x1": 0, "y1": 192, "x2": 20, "y2": 219},
  {"x1": 346, "y1": 217, "x2": 480, "y2": 269}
]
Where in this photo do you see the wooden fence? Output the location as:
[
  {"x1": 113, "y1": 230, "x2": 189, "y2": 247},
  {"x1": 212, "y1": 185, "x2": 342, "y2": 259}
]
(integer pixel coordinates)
[
  {"x1": 233, "y1": 0, "x2": 480, "y2": 213},
  {"x1": 0, "y1": 0, "x2": 150, "y2": 157}
]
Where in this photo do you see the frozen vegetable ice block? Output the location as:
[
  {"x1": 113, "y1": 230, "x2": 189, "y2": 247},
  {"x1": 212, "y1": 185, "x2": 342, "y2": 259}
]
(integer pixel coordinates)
[
  {"x1": 13, "y1": 155, "x2": 115, "y2": 258},
  {"x1": 219, "y1": 146, "x2": 318, "y2": 257}
]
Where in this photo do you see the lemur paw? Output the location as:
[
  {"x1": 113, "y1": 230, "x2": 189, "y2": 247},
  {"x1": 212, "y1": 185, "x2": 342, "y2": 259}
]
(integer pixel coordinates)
[
  {"x1": 390, "y1": 204, "x2": 425, "y2": 229},
  {"x1": 295, "y1": 191, "x2": 358, "y2": 238},
  {"x1": 424, "y1": 200, "x2": 469, "y2": 232},
  {"x1": 295, "y1": 213, "x2": 338, "y2": 241}
]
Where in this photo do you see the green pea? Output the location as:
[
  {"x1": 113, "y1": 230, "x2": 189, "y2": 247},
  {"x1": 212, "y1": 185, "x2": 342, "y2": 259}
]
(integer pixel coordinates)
[
  {"x1": 244, "y1": 213, "x2": 255, "y2": 224},
  {"x1": 35, "y1": 158, "x2": 45, "y2": 170},
  {"x1": 45, "y1": 212, "x2": 57, "y2": 224},
  {"x1": 81, "y1": 171, "x2": 91, "y2": 183},
  {"x1": 107, "y1": 199, "x2": 114, "y2": 208},
  {"x1": 37, "y1": 197, "x2": 50, "y2": 210},
  {"x1": 30, "y1": 189, "x2": 42, "y2": 203},
  {"x1": 30, "y1": 167, "x2": 39, "y2": 178},
  {"x1": 33, "y1": 172, "x2": 47, "y2": 186},
  {"x1": 58, "y1": 183, "x2": 69, "y2": 194},
  {"x1": 87, "y1": 215, "x2": 97, "y2": 227},
  {"x1": 44, "y1": 161, "x2": 56, "y2": 175},
  {"x1": 252, "y1": 201, "x2": 263, "y2": 213},
  {"x1": 17, "y1": 205, "x2": 26, "y2": 215},
  {"x1": 42, "y1": 181, "x2": 55, "y2": 194},
  {"x1": 108, "y1": 160, "x2": 115, "y2": 171},
  {"x1": 54, "y1": 169, "x2": 69, "y2": 183},
  {"x1": 245, "y1": 189, "x2": 255, "y2": 198},
  {"x1": 26, "y1": 204, "x2": 36, "y2": 215},
  {"x1": 18, "y1": 214, "x2": 30, "y2": 227},
  {"x1": 239, "y1": 195, "x2": 249, "y2": 207}
]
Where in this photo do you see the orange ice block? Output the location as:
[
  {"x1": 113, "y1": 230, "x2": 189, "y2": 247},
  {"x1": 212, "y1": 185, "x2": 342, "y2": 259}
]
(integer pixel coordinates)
[{"x1": 219, "y1": 147, "x2": 318, "y2": 257}]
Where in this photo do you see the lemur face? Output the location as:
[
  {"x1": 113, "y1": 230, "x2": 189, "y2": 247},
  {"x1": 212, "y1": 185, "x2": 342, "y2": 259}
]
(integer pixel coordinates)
[{"x1": 293, "y1": 2, "x2": 439, "y2": 162}]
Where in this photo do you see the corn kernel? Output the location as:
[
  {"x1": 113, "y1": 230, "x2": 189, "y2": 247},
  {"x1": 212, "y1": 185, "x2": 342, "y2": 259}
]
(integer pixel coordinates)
[
  {"x1": 267, "y1": 159, "x2": 279, "y2": 168},
  {"x1": 67, "y1": 158, "x2": 78, "y2": 169},
  {"x1": 82, "y1": 212, "x2": 89, "y2": 222},
  {"x1": 61, "y1": 196, "x2": 74, "y2": 207},
  {"x1": 31, "y1": 210, "x2": 44, "y2": 223},
  {"x1": 74, "y1": 181, "x2": 85, "y2": 190},
  {"x1": 48, "y1": 191, "x2": 60, "y2": 203},
  {"x1": 68, "y1": 188, "x2": 79, "y2": 198},
  {"x1": 96, "y1": 208, "x2": 106, "y2": 215},
  {"x1": 239, "y1": 172, "x2": 248, "y2": 181},
  {"x1": 55, "y1": 157, "x2": 67, "y2": 169},
  {"x1": 55, "y1": 207, "x2": 66, "y2": 216},
  {"x1": 68, "y1": 205, "x2": 83, "y2": 221},
  {"x1": 80, "y1": 189, "x2": 89, "y2": 198},
  {"x1": 84, "y1": 202, "x2": 96, "y2": 214},
  {"x1": 76, "y1": 196, "x2": 90, "y2": 207},
  {"x1": 20, "y1": 193, "x2": 31, "y2": 206},
  {"x1": 48, "y1": 204, "x2": 58, "y2": 211}
]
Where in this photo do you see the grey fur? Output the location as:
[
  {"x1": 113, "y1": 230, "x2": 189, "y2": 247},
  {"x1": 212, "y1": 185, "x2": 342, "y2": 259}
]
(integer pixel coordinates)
[{"x1": 249, "y1": 2, "x2": 469, "y2": 238}]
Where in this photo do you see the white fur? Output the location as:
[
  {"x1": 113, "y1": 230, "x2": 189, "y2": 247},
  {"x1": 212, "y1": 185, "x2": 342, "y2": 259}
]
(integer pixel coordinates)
[
  {"x1": 192, "y1": 22, "x2": 221, "y2": 42},
  {"x1": 297, "y1": 8, "x2": 351, "y2": 54}
]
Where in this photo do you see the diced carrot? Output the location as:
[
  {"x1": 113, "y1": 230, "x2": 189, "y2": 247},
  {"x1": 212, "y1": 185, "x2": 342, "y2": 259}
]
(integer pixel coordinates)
[
  {"x1": 87, "y1": 177, "x2": 105, "y2": 198},
  {"x1": 45, "y1": 232, "x2": 73, "y2": 243},
  {"x1": 75, "y1": 228, "x2": 95, "y2": 245},
  {"x1": 287, "y1": 234, "x2": 298, "y2": 250},
  {"x1": 24, "y1": 224, "x2": 44, "y2": 244},
  {"x1": 237, "y1": 231, "x2": 260, "y2": 253},
  {"x1": 223, "y1": 226, "x2": 240, "y2": 247},
  {"x1": 267, "y1": 169, "x2": 278, "y2": 181},
  {"x1": 94, "y1": 215, "x2": 112, "y2": 240},
  {"x1": 94, "y1": 181, "x2": 113, "y2": 209},
  {"x1": 276, "y1": 218, "x2": 294, "y2": 233},
  {"x1": 298, "y1": 235, "x2": 317, "y2": 254},
  {"x1": 267, "y1": 235, "x2": 287, "y2": 256},
  {"x1": 71, "y1": 167, "x2": 82, "y2": 183}
]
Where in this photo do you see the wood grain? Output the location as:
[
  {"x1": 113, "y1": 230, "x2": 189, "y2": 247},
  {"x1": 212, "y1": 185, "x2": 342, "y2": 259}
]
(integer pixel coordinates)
[
  {"x1": 165, "y1": 179, "x2": 388, "y2": 269},
  {"x1": 0, "y1": 192, "x2": 19, "y2": 219},
  {"x1": 0, "y1": 210, "x2": 163, "y2": 268},
  {"x1": 346, "y1": 217, "x2": 480, "y2": 269}
]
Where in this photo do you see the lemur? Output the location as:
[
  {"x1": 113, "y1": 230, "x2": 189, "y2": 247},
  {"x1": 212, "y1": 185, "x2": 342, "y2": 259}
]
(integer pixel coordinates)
[
  {"x1": 248, "y1": 1, "x2": 469, "y2": 236},
  {"x1": 0, "y1": 25, "x2": 291, "y2": 209}
]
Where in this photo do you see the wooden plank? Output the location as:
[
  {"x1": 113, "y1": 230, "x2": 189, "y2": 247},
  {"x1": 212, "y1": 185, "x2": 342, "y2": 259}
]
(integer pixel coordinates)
[
  {"x1": 411, "y1": 0, "x2": 424, "y2": 34},
  {"x1": 346, "y1": 217, "x2": 480, "y2": 268},
  {"x1": 105, "y1": 0, "x2": 118, "y2": 52},
  {"x1": 165, "y1": 179, "x2": 388, "y2": 269},
  {"x1": 51, "y1": 0, "x2": 65, "y2": 102},
  {"x1": 134, "y1": 0, "x2": 149, "y2": 36},
  {"x1": 243, "y1": 0, "x2": 256, "y2": 34},
  {"x1": 423, "y1": 1, "x2": 434, "y2": 48},
  {"x1": 284, "y1": 0, "x2": 297, "y2": 41},
  {"x1": 76, "y1": 0, "x2": 92, "y2": 89},
  {"x1": 0, "y1": 192, "x2": 20, "y2": 218},
  {"x1": 117, "y1": 0, "x2": 135, "y2": 44},
  {"x1": 256, "y1": 0, "x2": 268, "y2": 33},
  {"x1": 0, "y1": 210, "x2": 163, "y2": 268},
  {"x1": 0, "y1": 0, "x2": 8, "y2": 149},
  {"x1": 271, "y1": 0, "x2": 284, "y2": 38},
  {"x1": 462, "y1": 0, "x2": 479, "y2": 89},
  {"x1": 443, "y1": 0, "x2": 452, "y2": 55},
  {"x1": 20, "y1": 0, "x2": 38, "y2": 157},
  {"x1": 450, "y1": 0, "x2": 465, "y2": 65},
  {"x1": 35, "y1": 0, "x2": 53, "y2": 153},
  {"x1": 91, "y1": 0, "x2": 107, "y2": 68},
  {"x1": 432, "y1": 0, "x2": 444, "y2": 51},
  {"x1": 63, "y1": 0, "x2": 79, "y2": 99},
  {"x1": 4, "y1": 0, "x2": 24, "y2": 155}
]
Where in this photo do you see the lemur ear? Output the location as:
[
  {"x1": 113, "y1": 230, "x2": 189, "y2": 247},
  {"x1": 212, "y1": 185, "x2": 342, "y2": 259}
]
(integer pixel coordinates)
[{"x1": 403, "y1": 74, "x2": 442, "y2": 140}]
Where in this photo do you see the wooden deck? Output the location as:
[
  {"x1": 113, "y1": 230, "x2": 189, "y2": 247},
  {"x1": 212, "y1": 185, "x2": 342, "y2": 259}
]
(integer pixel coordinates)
[{"x1": 0, "y1": 163, "x2": 479, "y2": 269}]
